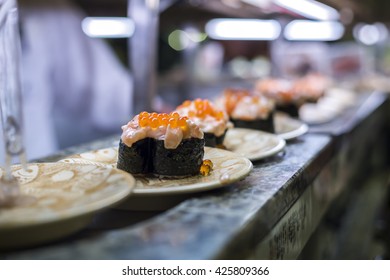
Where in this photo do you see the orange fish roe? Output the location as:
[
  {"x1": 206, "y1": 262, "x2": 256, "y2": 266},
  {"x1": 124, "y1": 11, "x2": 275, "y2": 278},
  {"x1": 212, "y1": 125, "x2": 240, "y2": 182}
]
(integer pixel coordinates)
[
  {"x1": 139, "y1": 111, "x2": 150, "y2": 118},
  {"x1": 169, "y1": 117, "x2": 177, "y2": 128},
  {"x1": 138, "y1": 112, "x2": 189, "y2": 130},
  {"x1": 279, "y1": 90, "x2": 294, "y2": 101},
  {"x1": 182, "y1": 100, "x2": 191, "y2": 107},
  {"x1": 178, "y1": 99, "x2": 226, "y2": 120},
  {"x1": 223, "y1": 89, "x2": 258, "y2": 114},
  {"x1": 150, "y1": 118, "x2": 159, "y2": 129},
  {"x1": 203, "y1": 159, "x2": 213, "y2": 169},
  {"x1": 161, "y1": 117, "x2": 169, "y2": 126},
  {"x1": 139, "y1": 117, "x2": 149, "y2": 127},
  {"x1": 200, "y1": 159, "x2": 213, "y2": 176},
  {"x1": 177, "y1": 116, "x2": 188, "y2": 127}
]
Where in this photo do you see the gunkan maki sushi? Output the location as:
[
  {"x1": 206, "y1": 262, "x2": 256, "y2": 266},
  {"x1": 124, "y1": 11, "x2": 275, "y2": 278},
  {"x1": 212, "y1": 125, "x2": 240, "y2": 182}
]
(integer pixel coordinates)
[
  {"x1": 216, "y1": 88, "x2": 275, "y2": 133},
  {"x1": 175, "y1": 99, "x2": 233, "y2": 148},
  {"x1": 255, "y1": 78, "x2": 300, "y2": 117},
  {"x1": 117, "y1": 112, "x2": 205, "y2": 177},
  {"x1": 290, "y1": 73, "x2": 328, "y2": 103},
  {"x1": 255, "y1": 74, "x2": 328, "y2": 117}
]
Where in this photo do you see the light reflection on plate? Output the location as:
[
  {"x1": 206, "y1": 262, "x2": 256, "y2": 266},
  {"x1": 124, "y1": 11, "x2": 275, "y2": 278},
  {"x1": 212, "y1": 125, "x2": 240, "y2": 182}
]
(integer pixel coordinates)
[
  {"x1": 274, "y1": 112, "x2": 309, "y2": 140},
  {"x1": 224, "y1": 128, "x2": 285, "y2": 161},
  {"x1": 299, "y1": 88, "x2": 357, "y2": 125}
]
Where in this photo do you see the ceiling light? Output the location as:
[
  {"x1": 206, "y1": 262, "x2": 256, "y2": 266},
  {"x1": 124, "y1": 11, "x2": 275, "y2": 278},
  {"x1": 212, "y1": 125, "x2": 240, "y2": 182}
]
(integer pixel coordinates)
[
  {"x1": 284, "y1": 20, "x2": 344, "y2": 41},
  {"x1": 81, "y1": 17, "x2": 135, "y2": 38},
  {"x1": 274, "y1": 0, "x2": 339, "y2": 21},
  {"x1": 205, "y1": 18, "x2": 281, "y2": 40}
]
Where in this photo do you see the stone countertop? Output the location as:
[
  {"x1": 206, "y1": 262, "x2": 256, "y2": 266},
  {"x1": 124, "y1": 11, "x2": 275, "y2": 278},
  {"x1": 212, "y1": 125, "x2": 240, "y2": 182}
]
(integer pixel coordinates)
[
  {"x1": 3, "y1": 134, "x2": 333, "y2": 259},
  {"x1": 2, "y1": 91, "x2": 387, "y2": 260}
]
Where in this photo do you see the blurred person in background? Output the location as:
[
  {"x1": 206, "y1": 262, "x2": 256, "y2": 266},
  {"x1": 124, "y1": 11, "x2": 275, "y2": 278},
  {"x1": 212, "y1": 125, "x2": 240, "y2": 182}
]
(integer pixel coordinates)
[{"x1": 1, "y1": 0, "x2": 133, "y2": 161}]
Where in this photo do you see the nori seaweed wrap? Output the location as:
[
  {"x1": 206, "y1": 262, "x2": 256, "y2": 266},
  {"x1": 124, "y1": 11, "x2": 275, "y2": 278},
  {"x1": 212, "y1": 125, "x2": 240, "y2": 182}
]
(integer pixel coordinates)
[
  {"x1": 153, "y1": 138, "x2": 204, "y2": 176},
  {"x1": 117, "y1": 138, "x2": 151, "y2": 174},
  {"x1": 117, "y1": 138, "x2": 204, "y2": 177},
  {"x1": 275, "y1": 104, "x2": 299, "y2": 118},
  {"x1": 204, "y1": 129, "x2": 228, "y2": 147},
  {"x1": 118, "y1": 112, "x2": 205, "y2": 177},
  {"x1": 231, "y1": 111, "x2": 274, "y2": 133}
]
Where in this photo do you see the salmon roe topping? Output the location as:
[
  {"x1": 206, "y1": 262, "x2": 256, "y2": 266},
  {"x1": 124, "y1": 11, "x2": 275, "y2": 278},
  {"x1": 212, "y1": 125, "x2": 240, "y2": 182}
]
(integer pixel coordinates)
[
  {"x1": 203, "y1": 159, "x2": 213, "y2": 169},
  {"x1": 178, "y1": 99, "x2": 226, "y2": 121},
  {"x1": 223, "y1": 89, "x2": 257, "y2": 114},
  {"x1": 280, "y1": 91, "x2": 293, "y2": 101},
  {"x1": 150, "y1": 118, "x2": 159, "y2": 129},
  {"x1": 139, "y1": 117, "x2": 149, "y2": 127},
  {"x1": 137, "y1": 112, "x2": 189, "y2": 130},
  {"x1": 177, "y1": 116, "x2": 188, "y2": 127},
  {"x1": 161, "y1": 117, "x2": 169, "y2": 126},
  {"x1": 182, "y1": 100, "x2": 191, "y2": 107},
  {"x1": 200, "y1": 159, "x2": 214, "y2": 176},
  {"x1": 169, "y1": 118, "x2": 177, "y2": 128},
  {"x1": 139, "y1": 111, "x2": 149, "y2": 118}
]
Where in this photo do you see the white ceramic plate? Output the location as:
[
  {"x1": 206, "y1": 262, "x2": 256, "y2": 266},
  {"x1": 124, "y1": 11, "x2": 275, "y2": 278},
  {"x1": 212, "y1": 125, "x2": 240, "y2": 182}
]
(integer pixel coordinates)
[
  {"x1": 224, "y1": 128, "x2": 285, "y2": 161},
  {"x1": 299, "y1": 88, "x2": 357, "y2": 124},
  {"x1": 274, "y1": 112, "x2": 309, "y2": 140},
  {"x1": 0, "y1": 162, "x2": 135, "y2": 249},
  {"x1": 60, "y1": 147, "x2": 252, "y2": 196}
]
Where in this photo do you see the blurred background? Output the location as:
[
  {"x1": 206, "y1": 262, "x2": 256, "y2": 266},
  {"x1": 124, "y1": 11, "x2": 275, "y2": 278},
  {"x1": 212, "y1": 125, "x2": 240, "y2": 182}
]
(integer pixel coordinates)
[
  {"x1": 9, "y1": 0, "x2": 390, "y2": 159},
  {"x1": 75, "y1": 0, "x2": 390, "y2": 83}
]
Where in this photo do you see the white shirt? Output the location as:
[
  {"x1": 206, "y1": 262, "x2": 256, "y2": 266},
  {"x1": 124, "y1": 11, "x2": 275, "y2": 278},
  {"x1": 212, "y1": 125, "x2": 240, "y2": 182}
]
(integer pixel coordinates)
[{"x1": 1, "y1": 0, "x2": 133, "y2": 161}]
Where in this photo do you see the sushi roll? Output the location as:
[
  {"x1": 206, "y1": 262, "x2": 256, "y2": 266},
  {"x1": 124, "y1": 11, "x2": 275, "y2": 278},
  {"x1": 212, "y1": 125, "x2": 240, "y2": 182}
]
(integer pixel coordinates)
[
  {"x1": 117, "y1": 112, "x2": 205, "y2": 177},
  {"x1": 255, "y1": 78, "x2": 300, "y2": 117},
  {"x1": 290, "y1": 73, "x2": 328, "y2": 103},
  {"x1": 216, "y1": 89, "x2": 275, "y2": 133},
  {"x1": 255, "y1": 74, "x2": 328, "y2": 117},
  {"x1": 175, "y1": 99, "x2": 232, "y2": 148}
]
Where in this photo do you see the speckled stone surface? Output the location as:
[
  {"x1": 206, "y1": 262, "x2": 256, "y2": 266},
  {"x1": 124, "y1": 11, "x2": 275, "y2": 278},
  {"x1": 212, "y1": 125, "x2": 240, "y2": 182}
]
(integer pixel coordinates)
[{"x1": 2, "y1": 134, "x2": 332, "y2": 259}]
